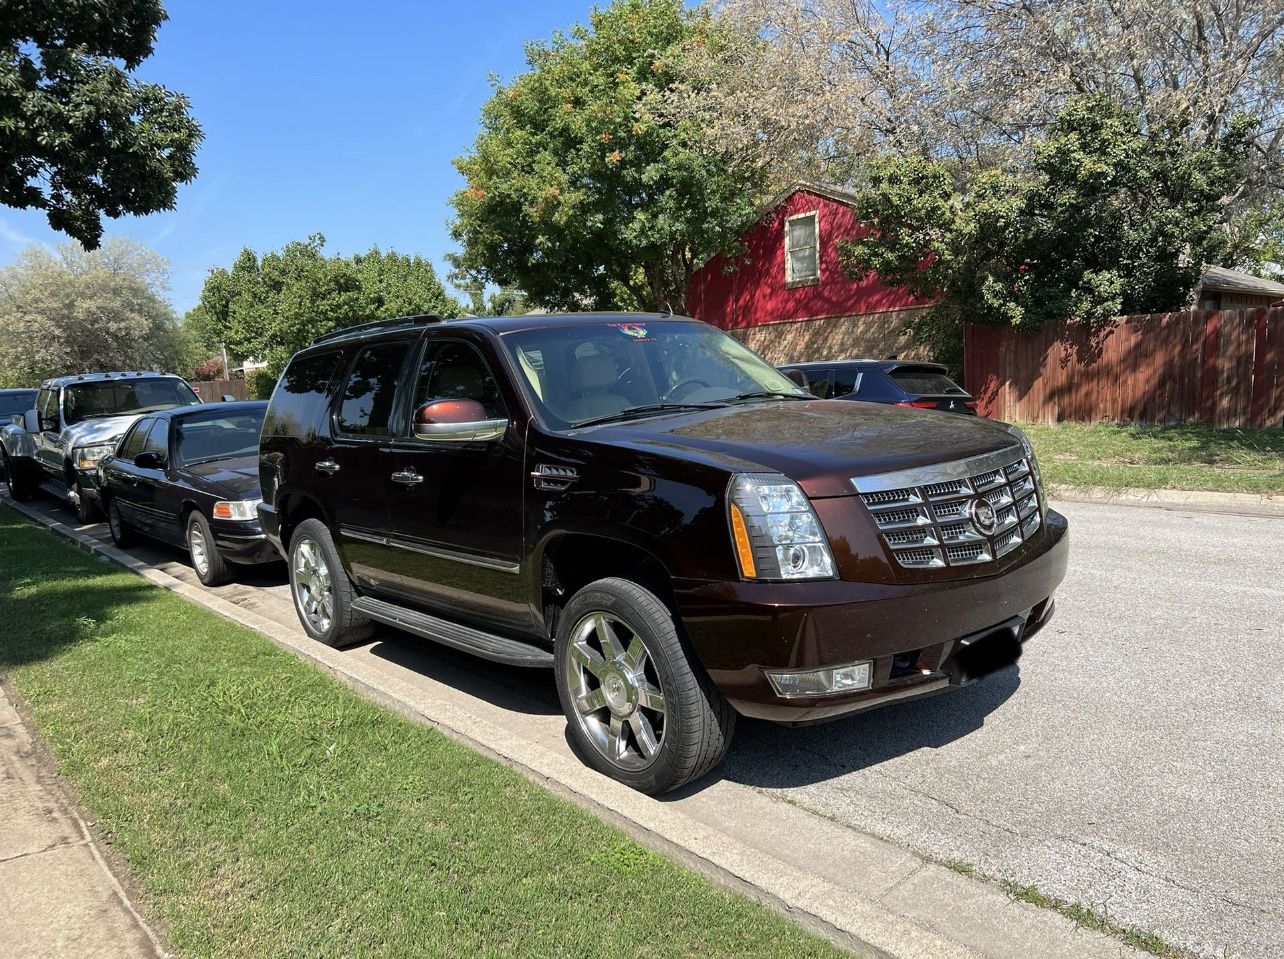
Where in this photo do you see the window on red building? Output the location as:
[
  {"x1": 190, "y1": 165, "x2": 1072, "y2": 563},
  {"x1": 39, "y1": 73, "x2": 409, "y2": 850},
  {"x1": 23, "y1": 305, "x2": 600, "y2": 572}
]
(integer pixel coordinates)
[{"x1": 785, "y1": 211, "x2": 819, "y2": 286}]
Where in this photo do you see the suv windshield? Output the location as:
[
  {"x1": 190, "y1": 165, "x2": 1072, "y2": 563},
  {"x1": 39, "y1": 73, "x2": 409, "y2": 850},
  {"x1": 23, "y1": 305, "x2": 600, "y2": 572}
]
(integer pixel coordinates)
[
  {"x1": 63, "y1": 378, "x2": 200, "y2": 426},
  {"x1": 501, "y1": 320, "x2": 809, "y2": 428},
  {"x1": 175, "y1": 408, "x2": 266, "y2": 466}
]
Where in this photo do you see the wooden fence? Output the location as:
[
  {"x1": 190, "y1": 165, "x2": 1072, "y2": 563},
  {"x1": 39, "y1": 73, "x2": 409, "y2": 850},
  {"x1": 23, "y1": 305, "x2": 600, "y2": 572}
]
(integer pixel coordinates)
[
  {"x1": 964, "y1": 308, "x2": 1284, "y2": 427},
  {"x1": 189, "y1": 379, "x2": 251, "y2": 402}
]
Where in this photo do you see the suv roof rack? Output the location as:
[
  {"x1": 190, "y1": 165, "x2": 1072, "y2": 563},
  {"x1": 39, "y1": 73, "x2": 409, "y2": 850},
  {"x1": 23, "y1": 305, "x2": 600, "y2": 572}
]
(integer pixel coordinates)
[{"x1": 310, "y1": 314, "x2": 444, "y2": 346}]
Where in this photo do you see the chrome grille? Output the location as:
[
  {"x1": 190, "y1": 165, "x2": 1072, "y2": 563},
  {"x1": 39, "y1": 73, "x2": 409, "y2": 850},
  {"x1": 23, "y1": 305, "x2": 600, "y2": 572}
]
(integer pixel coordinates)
[{"x1": 853, "y1": 447, "x2": 1045, "y2": 571}]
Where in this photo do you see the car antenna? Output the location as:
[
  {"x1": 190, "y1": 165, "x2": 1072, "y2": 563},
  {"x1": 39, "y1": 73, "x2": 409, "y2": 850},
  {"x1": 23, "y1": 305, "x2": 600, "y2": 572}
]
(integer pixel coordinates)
[{"x1": 660, "y1": 302, "x2": 674, "y2": 318}]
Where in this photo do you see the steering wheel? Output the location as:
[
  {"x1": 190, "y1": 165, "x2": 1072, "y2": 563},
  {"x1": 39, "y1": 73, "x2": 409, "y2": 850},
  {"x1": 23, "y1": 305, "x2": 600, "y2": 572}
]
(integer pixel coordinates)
[{"x1": 664, "y1": 378, "x2": 710, "y2": 402}]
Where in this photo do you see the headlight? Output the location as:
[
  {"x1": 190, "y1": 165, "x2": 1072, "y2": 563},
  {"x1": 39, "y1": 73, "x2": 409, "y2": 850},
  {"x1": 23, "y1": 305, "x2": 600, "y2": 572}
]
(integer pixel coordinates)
[
  {"x1": 727, "y1": 473, "x2": 836, "y2": 581},
  {"x1": 74, "y1": 443, "x2": 116, "y2": 469},
  {"x1": 212, "y1": 499, "x2": 262, "y2": 521}
]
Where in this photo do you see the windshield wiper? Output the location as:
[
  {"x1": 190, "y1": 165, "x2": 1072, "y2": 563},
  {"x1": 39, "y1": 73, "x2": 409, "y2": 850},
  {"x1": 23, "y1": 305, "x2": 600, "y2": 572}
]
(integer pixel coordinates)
[
  {"x1": 572, "y1": 403, "x2": 725, "y2": 428},
  {"x1": 730, "y1": 390, "x2": 812, "y2": 402}
]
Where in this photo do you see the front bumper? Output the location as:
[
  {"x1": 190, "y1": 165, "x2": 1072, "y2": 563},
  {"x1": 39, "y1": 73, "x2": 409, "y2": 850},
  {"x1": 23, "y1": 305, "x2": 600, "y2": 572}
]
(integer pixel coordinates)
[
  {"x1": 75, "y1": 467, "x2": 102, "y2": 500},
  {"x1": 675, "y1": 509, "x2": 1069, "y2": 725},
  {"x1": 211, "y1": 519, "x2": 280, "y2": 565}
]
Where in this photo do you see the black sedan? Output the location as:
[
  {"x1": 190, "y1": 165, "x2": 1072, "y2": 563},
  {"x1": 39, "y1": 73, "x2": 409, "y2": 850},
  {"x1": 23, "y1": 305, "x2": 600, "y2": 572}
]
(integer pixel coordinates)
[
  {"x1": 99, "y1": 401, "x2": 278, "y2": 586},
  {"x1": 778, "y1": 360, "x2": 978, "y2": 415}
]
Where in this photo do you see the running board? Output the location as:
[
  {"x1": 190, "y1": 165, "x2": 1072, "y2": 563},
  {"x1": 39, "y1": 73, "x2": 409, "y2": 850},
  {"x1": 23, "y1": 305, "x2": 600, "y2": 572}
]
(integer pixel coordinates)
[
  {"x1": 38, "y1": 480, "x2": 74, "y2": 504},
  {"x1": 352, "y1": 596, "x2": 554, "y2": 668}
]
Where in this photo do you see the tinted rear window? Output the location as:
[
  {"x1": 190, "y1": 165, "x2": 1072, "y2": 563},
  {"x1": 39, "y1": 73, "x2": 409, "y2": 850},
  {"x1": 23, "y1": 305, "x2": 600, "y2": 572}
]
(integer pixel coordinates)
[
  {"x1": 264, "y1": 351, "x2": 342, "y2": 438},
  {"x1": 889, "y1": 369, "x2": 966, "y2": 396}
]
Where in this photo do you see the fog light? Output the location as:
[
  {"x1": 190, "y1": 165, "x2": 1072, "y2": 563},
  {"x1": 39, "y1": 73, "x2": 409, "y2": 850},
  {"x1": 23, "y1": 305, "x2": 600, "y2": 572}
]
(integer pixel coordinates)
[{"x1": 766, "y1": 661, "x2": 872, "y2": 699}]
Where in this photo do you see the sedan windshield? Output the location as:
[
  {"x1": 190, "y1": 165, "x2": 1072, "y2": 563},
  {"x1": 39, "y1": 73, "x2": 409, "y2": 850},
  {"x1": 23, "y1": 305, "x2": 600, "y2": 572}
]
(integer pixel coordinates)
[
  {"x1": 63, "y1": 378, "x2": 200, "y2": 426},
  {"x1": 175, "y1": 408, "x2": 266, "y2": 467},
  {"x1": 501, "y1": 320, "x2": 809, "y2": 428}
]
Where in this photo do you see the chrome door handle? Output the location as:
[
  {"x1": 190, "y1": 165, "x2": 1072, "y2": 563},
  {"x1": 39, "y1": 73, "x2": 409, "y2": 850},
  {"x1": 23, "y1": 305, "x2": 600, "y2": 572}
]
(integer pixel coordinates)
[
  {"x1": 391, "y1": 469, "x2": 423, "y2": 486},
  {"x1": 315, "y1": 460, "x2": 341, "y2": 475}
]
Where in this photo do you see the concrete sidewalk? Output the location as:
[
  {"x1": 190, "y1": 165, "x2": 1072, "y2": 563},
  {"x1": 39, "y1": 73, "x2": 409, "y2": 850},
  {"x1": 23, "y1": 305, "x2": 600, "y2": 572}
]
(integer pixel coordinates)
[{"x1": 0, "y1": 683, "x2": 164, "y2": 959}]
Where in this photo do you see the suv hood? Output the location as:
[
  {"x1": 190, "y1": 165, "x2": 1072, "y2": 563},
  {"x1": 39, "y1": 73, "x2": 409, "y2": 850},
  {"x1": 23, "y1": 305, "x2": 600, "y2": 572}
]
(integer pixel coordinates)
[
  {"x1": 584, "y1": 400, "x2": 1021, "y2": 497},
  {"x1": 64, "y1": 414, "x2": 144, "y2": 449}
]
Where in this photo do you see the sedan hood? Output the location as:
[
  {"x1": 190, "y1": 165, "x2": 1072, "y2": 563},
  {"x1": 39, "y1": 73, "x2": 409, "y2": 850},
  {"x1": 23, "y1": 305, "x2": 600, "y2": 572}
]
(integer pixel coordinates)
[
  {"x1": 584, "y1": 400, "x2": 1021, "y2": 497},
  {"x1": 179, "y1": 454, "x2": 262, "y2": 500},
  {"x1": 64, "y1": 415, "x2": 144, "y2": 449}
]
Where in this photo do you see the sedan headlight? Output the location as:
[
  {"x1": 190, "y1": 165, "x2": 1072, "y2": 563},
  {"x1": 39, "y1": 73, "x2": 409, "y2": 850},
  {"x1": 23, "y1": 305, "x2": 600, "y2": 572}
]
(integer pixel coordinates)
[
  {"x1": 212, "y1": 499, "x2": 262, "y2": 521},
  {"x1": 74, "y1": 443, "x2": 116, "y2": 470},
  {"x1": 727, "y1": 473, "x2": 836, "y2": 581}
]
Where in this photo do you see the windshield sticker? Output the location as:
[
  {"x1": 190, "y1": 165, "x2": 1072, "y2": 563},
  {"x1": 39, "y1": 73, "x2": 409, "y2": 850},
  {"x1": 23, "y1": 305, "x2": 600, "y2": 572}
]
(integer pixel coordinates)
[{"x1": 610, "y1": 322, "x2": 651, "y2": 340}]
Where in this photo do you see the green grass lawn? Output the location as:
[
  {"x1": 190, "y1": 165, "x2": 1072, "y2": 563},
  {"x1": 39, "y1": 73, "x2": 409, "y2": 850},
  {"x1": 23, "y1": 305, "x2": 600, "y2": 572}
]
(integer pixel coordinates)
[
  {"x1": 1021, "y1": 421, "x2": 1284, "y2": 495},
  {"x1": 0, "y1": 511, "x2": 843, "y2": 959}
]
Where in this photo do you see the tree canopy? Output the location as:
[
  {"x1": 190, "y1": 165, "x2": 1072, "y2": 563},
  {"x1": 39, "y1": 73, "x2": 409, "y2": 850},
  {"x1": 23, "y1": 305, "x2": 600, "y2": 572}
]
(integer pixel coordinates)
[
  {"x1": 841, "y1": 96, "x2": 1251, "y2": 368},
  {"x1": 448, "y1": 0, "x2": 768, "y2": 312},
  {"x1": 190, "y1": 235, "x2": 462, "y2": 391},
  {"x1": 1, "y1": 0, "x2": 202, "y2": 249},
  {"x1": 0, "y1": 237, "x2": 194, "y2": 386}
]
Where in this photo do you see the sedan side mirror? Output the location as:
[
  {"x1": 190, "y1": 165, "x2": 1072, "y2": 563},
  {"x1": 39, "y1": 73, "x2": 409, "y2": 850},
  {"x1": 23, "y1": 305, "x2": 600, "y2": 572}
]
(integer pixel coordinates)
[
  {"x1": 413, "y1": 399, "x2": 507, "y2": 443},
  {"x1": 134, "y1": 451, "x2": 166, "y2": 470}
]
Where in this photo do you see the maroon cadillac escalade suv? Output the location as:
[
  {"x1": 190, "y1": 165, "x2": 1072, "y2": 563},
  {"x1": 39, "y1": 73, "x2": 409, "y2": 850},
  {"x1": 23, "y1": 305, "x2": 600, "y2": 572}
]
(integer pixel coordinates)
[{"x1": 259, "y1": 313, "x2": 1068, "y2": 793}]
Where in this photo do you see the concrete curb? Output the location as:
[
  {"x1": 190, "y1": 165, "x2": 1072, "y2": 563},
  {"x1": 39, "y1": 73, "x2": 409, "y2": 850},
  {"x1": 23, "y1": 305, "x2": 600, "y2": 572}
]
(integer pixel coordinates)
[
  {"x1": 2, "y1": 495, "x2": 1145, "y2": 959},
  {"x1": 1050, "y1": 484, "x2": 1284, "y2": 516}
]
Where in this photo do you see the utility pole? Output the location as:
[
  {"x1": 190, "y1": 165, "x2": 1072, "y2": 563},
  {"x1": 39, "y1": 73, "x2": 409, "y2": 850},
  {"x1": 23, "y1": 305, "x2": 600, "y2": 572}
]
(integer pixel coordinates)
[{"x1": 220, "y1": 343, "x2": 230, "y2": 381}]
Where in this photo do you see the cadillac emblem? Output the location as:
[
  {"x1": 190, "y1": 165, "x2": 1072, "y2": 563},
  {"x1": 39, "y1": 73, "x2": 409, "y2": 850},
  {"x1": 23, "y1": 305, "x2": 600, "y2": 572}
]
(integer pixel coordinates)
[{"x1": 968, "y1": 498, "x2": 998, "y2": 535}]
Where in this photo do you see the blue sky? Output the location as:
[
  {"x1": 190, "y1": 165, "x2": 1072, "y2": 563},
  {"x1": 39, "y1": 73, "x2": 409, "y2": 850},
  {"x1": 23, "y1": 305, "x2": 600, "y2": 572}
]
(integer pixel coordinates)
[{"x1": 0, "y1": 0, "x2": 597, "y2": 313}]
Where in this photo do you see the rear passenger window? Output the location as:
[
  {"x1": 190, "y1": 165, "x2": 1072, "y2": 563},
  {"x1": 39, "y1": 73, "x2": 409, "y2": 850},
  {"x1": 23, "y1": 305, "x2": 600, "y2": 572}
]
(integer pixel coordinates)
[
  {"x1": 831, "y1": 370, "x2": 859, "y2": 398},
  {"x1": 264, "y1": 350, "x2": 342, "y2": 438},
  {"x1": 336, "y1": 342, "x2": 411, "y2": 437}
]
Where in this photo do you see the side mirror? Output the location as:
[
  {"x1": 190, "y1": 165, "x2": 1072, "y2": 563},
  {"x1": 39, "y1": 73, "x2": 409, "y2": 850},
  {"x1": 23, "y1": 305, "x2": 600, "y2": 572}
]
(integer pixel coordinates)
[
  {"x1": 413, "y1": 399, "x2": 507, "y2": 443},
  {"x1": 134, "y1": 451, "x2": 166, "y2": 470},
  {"x1": 22, "y1": 410, "x2": 39, "y2": 433}
]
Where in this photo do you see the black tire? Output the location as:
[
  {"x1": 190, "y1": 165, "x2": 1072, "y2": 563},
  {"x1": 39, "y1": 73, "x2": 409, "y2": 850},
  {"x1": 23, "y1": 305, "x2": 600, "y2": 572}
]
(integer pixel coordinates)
[
  {"x1": 186, "y1": 510, "x2": 232, "y2": 587},
  {"x1": 106, "y1": 497, "x2": 138, "y2": 549},
  {"x1": 287, "y1": 518, "x2": 372, "y2": 647},
  {"x1": 66, "y1": 468, "x2": 96, "y2": 524},
  {"x1": 2, "y1": 451, "x2": 33, "y2": 501},
  {"x1": 554, "y1": 577, "x2": 735, "y2": 795}
]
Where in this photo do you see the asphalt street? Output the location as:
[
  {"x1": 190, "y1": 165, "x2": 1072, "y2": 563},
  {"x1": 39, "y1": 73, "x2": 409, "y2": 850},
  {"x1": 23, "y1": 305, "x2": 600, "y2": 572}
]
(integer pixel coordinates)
[{"x1": 7, "y1": 492, "x2": 1282, "y2": 958}]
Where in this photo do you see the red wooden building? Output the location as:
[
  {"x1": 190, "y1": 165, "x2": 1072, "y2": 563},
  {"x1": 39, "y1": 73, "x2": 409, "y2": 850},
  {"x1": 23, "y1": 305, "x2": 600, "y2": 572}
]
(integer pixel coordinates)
[{"x1": 684, "y1": 183, "x2": 926, "y2": 365}]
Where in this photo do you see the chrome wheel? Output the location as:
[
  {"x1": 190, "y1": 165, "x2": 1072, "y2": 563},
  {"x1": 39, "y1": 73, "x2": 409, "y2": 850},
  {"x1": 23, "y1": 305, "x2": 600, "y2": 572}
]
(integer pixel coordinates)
[
  {"x1": 188, "y1": 520, "x2": 210, "y2": 577},
  {"x1": 109, "y1": 502, "x2": 124, "y2": 540},
  {"x1": 292, "y1": 537, "x2": 334, "y2": 635},
  {"x1": 565, "y1": 612, "x2": 666, "y2": 771}
]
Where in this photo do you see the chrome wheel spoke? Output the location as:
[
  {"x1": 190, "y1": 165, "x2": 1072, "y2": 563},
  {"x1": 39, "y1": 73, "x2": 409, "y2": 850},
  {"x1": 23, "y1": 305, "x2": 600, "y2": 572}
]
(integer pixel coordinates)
[
  {"x1": 569, "y1": 641, "x2": 608, "y2": 679},
  {"x1": 623, "y1": 636, "x2": 647, "y2": 673},
  {"x1": 608, "y1": 715, "x2": 627, "y2": 761},
  {"x1": 637, "y1": 683, "x2": 665, "y2": 714},
  {"x1": 628, "y1": 712, "x2": 659, "y2": 759},
  {"x1": 596, "y1": 614, "x2": 625, "y2": 661},
  {"x1": 575, "y1": 687, "x2": 607, "y2": 714}
]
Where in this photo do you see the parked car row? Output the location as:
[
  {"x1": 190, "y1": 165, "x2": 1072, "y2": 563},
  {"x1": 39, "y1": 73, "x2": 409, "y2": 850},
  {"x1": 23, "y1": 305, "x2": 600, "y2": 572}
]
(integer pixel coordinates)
[{"x1": 1, "y1": 314, "x2": 1068, "y2": 795}]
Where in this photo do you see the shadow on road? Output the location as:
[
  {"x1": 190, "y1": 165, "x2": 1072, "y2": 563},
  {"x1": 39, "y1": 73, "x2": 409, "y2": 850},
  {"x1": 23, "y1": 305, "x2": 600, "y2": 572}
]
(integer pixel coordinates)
[{"x1": 714, "y1": 667, "x2": 1021, "y2": 791}]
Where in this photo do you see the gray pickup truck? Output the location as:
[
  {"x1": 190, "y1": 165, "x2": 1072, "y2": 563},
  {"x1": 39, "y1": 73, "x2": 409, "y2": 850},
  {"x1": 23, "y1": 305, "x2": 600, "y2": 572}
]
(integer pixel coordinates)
[{"x1": 1, "y1": 372, "x2": 201, "y2": 522}]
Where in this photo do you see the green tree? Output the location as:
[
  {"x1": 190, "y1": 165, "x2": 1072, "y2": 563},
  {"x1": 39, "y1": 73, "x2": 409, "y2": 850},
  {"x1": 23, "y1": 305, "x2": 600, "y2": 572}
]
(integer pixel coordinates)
[
  {"x1": 0, "y1": 238, "x2": 189, "y2": 385},
  {"x1": 1, "y1": 0, "x2": 201, "y2": 249},
  {"x1": 841, "y1": 96, "x2": 1251, "y2": 371},
  {"x1": 191, "y1": 235, "x2": 462, "y2": 394},
  {"x1": 449, "y1": 0, "x2": 767, "y2": 312}
]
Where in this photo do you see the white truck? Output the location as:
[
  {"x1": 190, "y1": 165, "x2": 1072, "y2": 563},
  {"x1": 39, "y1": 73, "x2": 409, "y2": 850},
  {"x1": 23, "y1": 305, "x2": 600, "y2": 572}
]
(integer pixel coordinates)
[{"x1": 0, "y1": 372, "x2": 201, "y2": 522}]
